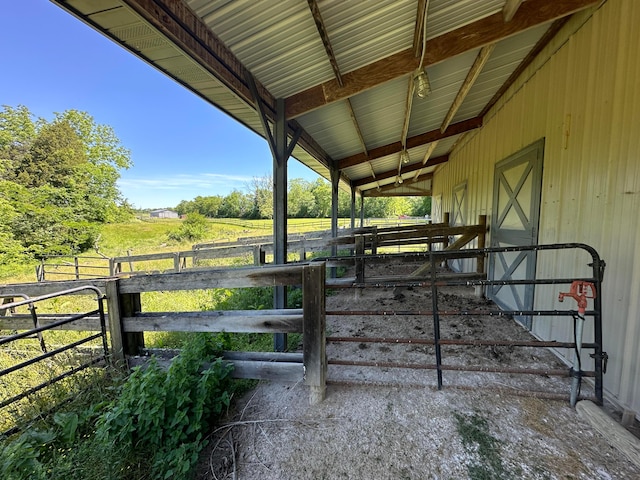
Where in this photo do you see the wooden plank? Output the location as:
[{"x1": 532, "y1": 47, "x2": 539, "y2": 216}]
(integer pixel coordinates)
[
  {"x1": 338, "y1": 118, "x2": 477, "y2": 169},
  {"x1": 228, "y1": 360, "x2": 303, "y2": 382},
  {"x1": 105, "y1": 280, "x2": 125, "y2": 366},
  {"x1": 440, "y1": 45, "x2": 495, "y2": 133},
  {"x1": 576, "y1": 400, "x2": 640, "y2": 469},
  {"x1": 123, "y1": 310, "x2": 303, "y2": 333},
  {"x1": 285, "y1": 0, "x2": 597, "y2": 118},
  {"x1": 121, "y1": 292, "x2": 144, "y2": 356},
  {"x1": 503, "y1": 0, "x2": 525, "y2": 21},
  {"x1": 222, "y1": 351, "x2": 303, "y2": 363},
  {"x1": 303, "y1": 263, "x2": 326, "y2": 404},
  {"x1": 0, "y1": 279, "x2": 109, "y2": 298},
  {"x1": 119, "y1": 264, "x2": 305, "y2": 293}
]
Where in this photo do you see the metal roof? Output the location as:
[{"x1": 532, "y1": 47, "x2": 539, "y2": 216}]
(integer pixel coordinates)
[{"x1": 51, "y1": 0, "x2": 599, "y2": 196}]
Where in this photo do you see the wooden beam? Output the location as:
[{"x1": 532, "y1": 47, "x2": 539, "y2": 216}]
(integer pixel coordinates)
[
  {"x1": 503, "y1": 0, "x2": 525, "y2": 22},
  {"x1": 285, "y1": 0, "x2": 598, "y2": 118},
  {"x1": 337, "y1": 117, "x2": 481, "y2": 169},
  {"x1": 118, "y1": 0, "x2": 335, "y2": 171},
  {"x1": 480, "y1": 18, "x2": 569, "y2": 118},
  {"x1": 413, "y1": 0, "x2": 429, "y2": 57},
  {"x1": 353, "y1": 162, "x2": 439, "y2": 187},
  {"x1": 441, "y1": 44, "x2": 495, "y2": 133},
  {"x1": 307, "y1": 0, "x2": 343, "y2": 86}
]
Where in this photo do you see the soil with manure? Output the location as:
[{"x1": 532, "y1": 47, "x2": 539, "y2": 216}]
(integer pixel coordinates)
[{"x1": 198, "y1": 260, "x2": 640, "y2": 480}]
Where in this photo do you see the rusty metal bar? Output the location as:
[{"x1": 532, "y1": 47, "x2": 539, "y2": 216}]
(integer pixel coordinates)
[
  {"x1": 327, "y1": 336, "x2": 597, "y2": 349},
  {"x1": 327, "y1": 309, "x2": 598, "y2": 317},
  {"x1": 328, "y1": 358, "x2": 594, "y2": 378}
]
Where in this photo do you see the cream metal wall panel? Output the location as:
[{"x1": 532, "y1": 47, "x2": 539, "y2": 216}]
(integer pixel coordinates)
[{"x1": 432, "y1": 0, "x2": 640, "y2": 412}]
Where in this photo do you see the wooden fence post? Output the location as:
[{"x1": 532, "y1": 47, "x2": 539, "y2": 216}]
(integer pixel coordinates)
[
  {"x1": 74, "y1": 257, "x2": 80, "y2": 280},
  {"x1": 121, "y1": 291, "x2": 145, "y2": 356},
  {"x1": 105, "y1": 280, "x2": 125, "y2": 367},
  {"x1": 371, "y1": 226, "x2": 378, "y2": 254},
  {"x1": 303, "y1": 263, "x2": 326, "y2": 404},
  {"x1": 355, "y1": 236, "x2": 365, "y2": 284},
  {"x1": 173, "y1": 252, "x2": 181, "y2": 272},
  {"x1": 475, "y1": 214, "x2": 487, "y2": 298},
  {"x1": 253, "y1": 245, "x2": 265, "y2": 266},
  {"x1": 477, "y1": 214, "x2": 487, "y2": 274}
]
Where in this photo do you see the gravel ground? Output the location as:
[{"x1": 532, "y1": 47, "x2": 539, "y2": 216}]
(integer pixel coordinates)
[{"x1": 198, "y1": 261, "x2": 640, "y2": 480}]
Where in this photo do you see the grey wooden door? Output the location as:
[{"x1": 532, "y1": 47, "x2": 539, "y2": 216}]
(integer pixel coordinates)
[{"x1": 488, "y1": 140, "x2": 544, "y2": 329}]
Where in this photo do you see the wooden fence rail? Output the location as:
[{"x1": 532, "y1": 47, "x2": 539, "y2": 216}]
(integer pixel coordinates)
[{"x1": 1, "y1": 264, "x2": 327, "y2": 404}]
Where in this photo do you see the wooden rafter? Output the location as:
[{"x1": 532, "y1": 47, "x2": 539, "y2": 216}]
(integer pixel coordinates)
[
  {"x1": 503, "y1": 0, "x2": 525, "y2": 22},
  {"x1": 480, "y1": 18, "x2": 570, "y2": 118},
  {"x1": 306, "y1": 0, "x2": 343, "y2": 87},
  {"x1": 353, "y1": 157, "x2": 446, "y2": 188},
  {"x1": 412, "y1": 0, "x2": 429, "y2": 57},
  {"x1": 118, "y1": 0, "x2": 335, "y2": 171},
  {"x1": 337, "y1": 117, "x2": 481, "y2": 170},
  {"x1": 285, "y1": 0, "x2": 598, "y2": 119},
  {"x1": 364, "y1": 173, "x2": 433, "y2": 197},
  {"x1": 440, "y1": 44, "x2": 496, "y2": 133}
]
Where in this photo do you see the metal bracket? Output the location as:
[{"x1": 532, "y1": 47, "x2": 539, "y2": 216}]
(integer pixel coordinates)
[{"x1": 590, "y1": 351, "x2": 609, "y2": 374}]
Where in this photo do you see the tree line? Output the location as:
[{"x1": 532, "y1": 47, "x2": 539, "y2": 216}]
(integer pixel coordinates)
[
  {"x1": 0, "y1": 105, "x2": 132, "y2": 263},
  {"x1": 175, "y1": 177, "x2": 432, "y2": 220}
]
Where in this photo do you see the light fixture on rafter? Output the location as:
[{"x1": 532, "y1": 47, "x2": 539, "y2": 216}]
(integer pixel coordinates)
[
  {"x1": 414, "y1": 69, "x2": 431, "y2": 99},
  {"x1": 401, "y1": 149, "x2": 410, "y2": 164},
  {"x1": 397, "y1": 175, "x2": 404, "y2": 184}
]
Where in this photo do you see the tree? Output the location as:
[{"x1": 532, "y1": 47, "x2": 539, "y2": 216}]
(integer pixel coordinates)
[
  {"x1": 247, "y1": 175, "x2": 273, "y2": 219},
  {"x1": 0, "y1": 105, "x2": 133, "y2": 257},
  {"x1": 310, "y1": 179, "x2": 331, "y2": 218},
  {"x1": 288, "y1": 178, "x2": 316, "y2": 218}
]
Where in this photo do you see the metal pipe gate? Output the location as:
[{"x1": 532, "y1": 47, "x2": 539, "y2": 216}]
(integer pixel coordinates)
[
  {"x1": 316, "y1": 243, "x2": 606, "y2": 405},
  {"x1": 0, "y1": 286, "x2": 108, "y2": 436}
]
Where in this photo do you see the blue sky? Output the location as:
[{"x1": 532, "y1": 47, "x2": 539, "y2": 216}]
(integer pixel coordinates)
[{"x1": 0, "y1": 0, "x2": 320, "y2": 209}]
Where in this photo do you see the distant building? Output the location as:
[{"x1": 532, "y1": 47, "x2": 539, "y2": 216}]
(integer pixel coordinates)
[{"x1": 150, "y1": 209, "x2": 179, "y2": 219}]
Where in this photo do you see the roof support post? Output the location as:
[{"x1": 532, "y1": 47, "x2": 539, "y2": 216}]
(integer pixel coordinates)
[
  {"x1": 350, "y1": 185, "x2": 356, "y2": 229},
  {"x1": 247, "y1": 75, "x2": 300, "y2": 351},
  {"x1": 360, "y1": 192, "x2": 365, "y2": 228},
  {"x1": 330, "y1": 168, "x2": 340, "y2": 278},
  {"x1": 273, "y1": 98, "x2": 291, "y2": 351}
]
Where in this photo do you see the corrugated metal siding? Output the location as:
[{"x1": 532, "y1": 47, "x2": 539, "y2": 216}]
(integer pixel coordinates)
[{"x1": 432, "y1": 0, "x2": 640, "y2": 412}]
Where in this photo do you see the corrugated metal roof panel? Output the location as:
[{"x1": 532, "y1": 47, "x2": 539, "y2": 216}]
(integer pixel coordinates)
[
  {"x1": 427, "y1": 0, "x2": 503, "y2": 38},
  {"x1": 320, "y1": 0, "x2": 416, "y2": 73},
  {"x1": 295, "y1": 101, "x2": 364, "y2": 159},
  {"x1": 452, "y1": 24, "x2": 551, "y2": 122},
  {"x1": 408, "y1": 49, "x2": 481, "y2": 136},
  {"x1": 349, "y1": 77, "x2": 410, "y2": 150}
]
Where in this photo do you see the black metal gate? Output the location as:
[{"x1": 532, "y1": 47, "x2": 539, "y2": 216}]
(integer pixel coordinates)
[
  {"x1": 0, "y1": 286, "x2": 109, "y2": 436},
  {"x1": 320, "y1": 243, "x2": 606, "y2": 405}
]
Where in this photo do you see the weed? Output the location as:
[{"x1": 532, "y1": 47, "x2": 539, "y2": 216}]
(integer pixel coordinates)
[{"x1": 454, "y1": 411, "x2": 510, "y2": 480}]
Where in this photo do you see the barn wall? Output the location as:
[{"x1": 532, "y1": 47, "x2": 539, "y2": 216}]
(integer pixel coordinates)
[{"x1": 432, "y1": 0, "x2": 640, "y2": 412}]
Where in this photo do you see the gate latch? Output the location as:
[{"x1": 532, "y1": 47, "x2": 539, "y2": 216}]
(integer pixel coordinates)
[{"x1": 590, "y1": 351, "x2": 609, "y2": 374}]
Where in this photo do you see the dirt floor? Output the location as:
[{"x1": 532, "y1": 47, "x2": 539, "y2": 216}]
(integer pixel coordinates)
[{"x1": 198, "y1": 261, "x2": 640, "y2": 479}]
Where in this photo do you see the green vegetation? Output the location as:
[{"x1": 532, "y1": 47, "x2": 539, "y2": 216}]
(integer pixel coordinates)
[
  {"x1": 175, "y1": 177, "x2": 432, "y2": 220},
  {"x1": 0, "y1": 105, "x2": 133, "y2": 263},
  {"x1": 454, "y1": 411, "x2": 510, "y2": 480},
  {"x1": 1, "y1": 335, "x2": 234, "y2": 480}
]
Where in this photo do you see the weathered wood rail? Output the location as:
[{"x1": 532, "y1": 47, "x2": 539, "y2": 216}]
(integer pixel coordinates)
[{"x1": 1, "y1": 263, "x2": 327, "y2": 404}]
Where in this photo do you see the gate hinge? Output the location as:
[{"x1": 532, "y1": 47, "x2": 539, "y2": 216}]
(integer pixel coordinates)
[{"x1": 590, "y1": 351, "x2": 609, "y2": 374}]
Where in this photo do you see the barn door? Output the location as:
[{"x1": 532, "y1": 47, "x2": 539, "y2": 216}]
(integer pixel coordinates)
[
  {"x1": 449, "y1": 182, "x2": 467, "y2": 272},
  {"x1": 488, "y1": 140, "x2": 544, "y2": 329}
]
